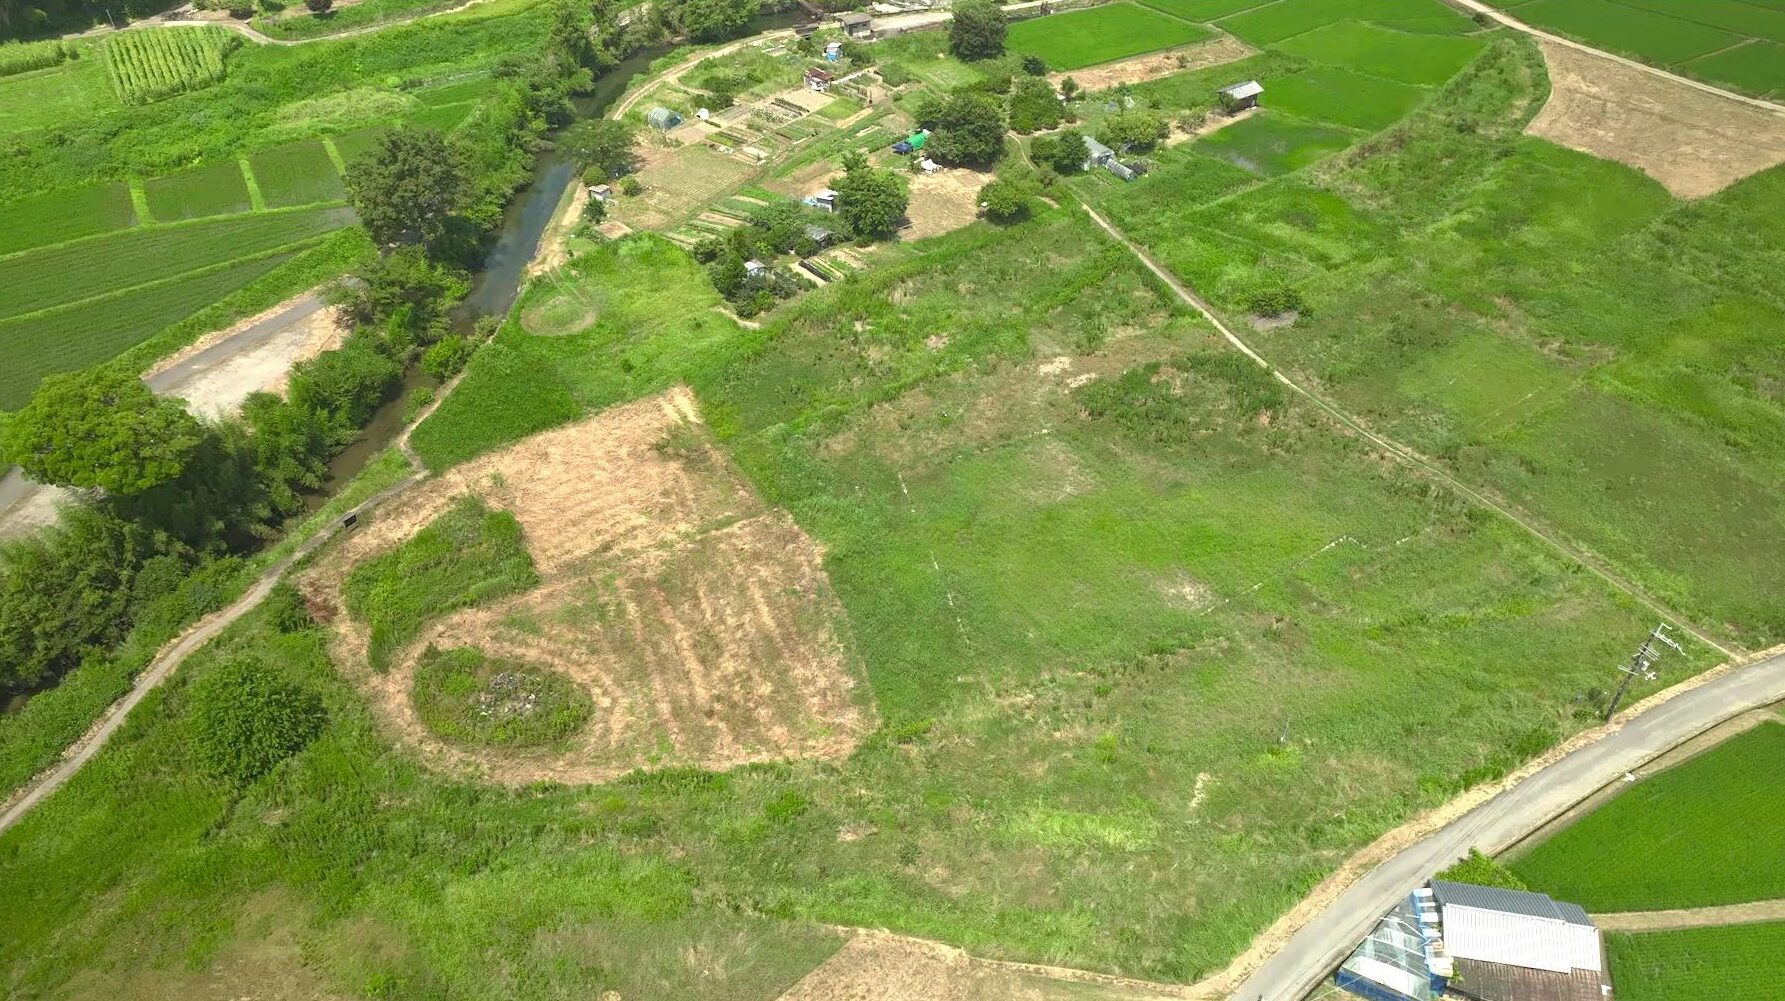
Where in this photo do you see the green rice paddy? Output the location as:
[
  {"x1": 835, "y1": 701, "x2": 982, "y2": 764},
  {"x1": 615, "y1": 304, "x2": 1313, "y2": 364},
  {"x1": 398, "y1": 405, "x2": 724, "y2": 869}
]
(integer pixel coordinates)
[
  {"x1": 1606, "y1": 922, "x2": 1785, "y2": 1001},
  {"x1": 1492, "y1": 0, "x2": 1785, "y2": 97},
  {"x1": 1006, "y1": 3, "x2": 1215, "y2": 71}
]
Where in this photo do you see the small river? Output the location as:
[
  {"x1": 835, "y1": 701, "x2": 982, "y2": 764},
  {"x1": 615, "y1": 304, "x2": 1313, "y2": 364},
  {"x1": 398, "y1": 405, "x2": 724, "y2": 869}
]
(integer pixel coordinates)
[{"x1": 316, "y1": 10, "x2": 803, "y2": 495}]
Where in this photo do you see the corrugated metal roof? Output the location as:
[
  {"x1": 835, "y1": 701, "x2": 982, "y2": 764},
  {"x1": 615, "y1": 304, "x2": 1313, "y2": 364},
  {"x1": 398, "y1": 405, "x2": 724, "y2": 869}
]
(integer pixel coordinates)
[
  {"x1": 1221, "y1": 80, "x2": 1263, "y2": 99},
  {"x1": 1554, "y1": 901, "x2": 1593, "y2": 927},
  {"x1": 1430, "y1": 881, "x2": 1563, "y2": 921}
]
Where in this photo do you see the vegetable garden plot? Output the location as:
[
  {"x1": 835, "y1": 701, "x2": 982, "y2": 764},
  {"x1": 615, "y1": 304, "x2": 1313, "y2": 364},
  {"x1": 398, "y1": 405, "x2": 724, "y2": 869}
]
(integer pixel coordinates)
[
  {"x1": 0, "y1": 182, "x2": 137, "y2": 257},
  {"x1": 143, "y1": 158, "x2": 254, "y2": 221},
  {"x1": 249, "y1": 141, "x2": 348, "y2": 208},
  {"x1": 102, "y1": 27, "x2": 240, "y2": 105}
]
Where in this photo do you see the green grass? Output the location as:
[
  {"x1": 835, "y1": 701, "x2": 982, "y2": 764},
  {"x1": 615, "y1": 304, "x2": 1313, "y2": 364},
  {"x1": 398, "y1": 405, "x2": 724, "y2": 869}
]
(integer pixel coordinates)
[
  {"x1": 817, "y1": 96, "x2": 862, "y2": 121},
  {"x1": 1607, "y1": 922, "x2": 1785, "y2": 1001},
  {"x1": 1508, "y1": 722, "x2": 1785, "y2": 911},
  {"x1": 1266, "y1": 67, "x2": 1427, "y2": 130},
  {"x1": 0, "y1": 182, "x2": 138, "y2": 257},
  {"x1": 0, "y1": 39, "x2": 73, "y2": 77},
  {"x1": 0, "y1": 57, "x2": 120, "y2": 137},
  {"x1": 248, "y1": 140, "x2": 348, "y2": 208},
  {"x1": 142, "y1": 157, "x2": 255, "y2": 221},
  {"x1": 1194, "y1": 111, "x2": 1356, "y2": 175},
  {"x1": 1217, "y1": 0, "x2": 1475, "y2": 46},
  {"x1": 0, "y1": 206, "x2": 351, "y2": 322},
  {"x1": 1273, "y1": 20, "x2": 1488, "y2": 86},
  {"x1": 411, "y1": 645, "x2": 593, "y2": 747},
  {"x1": 1007, "y1": 3, "x2": 1214, "y2": 71},
  {"x1": 342, "y1": 495, "x2": 540, "y2": 672}
]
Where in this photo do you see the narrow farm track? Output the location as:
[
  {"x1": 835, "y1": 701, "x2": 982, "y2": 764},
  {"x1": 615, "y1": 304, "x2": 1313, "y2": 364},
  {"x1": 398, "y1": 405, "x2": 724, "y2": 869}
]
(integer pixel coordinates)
[
  {"x1": 1075, "y1": 203, "x2": 1738, "y2": 660},
  {"x1": 1593, "y1": 898, "x2": 1785, "y2": 933},
  {"x1": 1448, "y1": 0, "x2": 1785, "y2": 116}
]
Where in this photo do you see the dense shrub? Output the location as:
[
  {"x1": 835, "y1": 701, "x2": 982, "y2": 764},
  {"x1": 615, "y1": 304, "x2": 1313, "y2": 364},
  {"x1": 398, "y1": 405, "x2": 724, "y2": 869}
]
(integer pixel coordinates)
[
  {"x1": 186, "y1": 655, "x2": 326, "y2": 789},
  {"x1": 422, "y1": 334, "x2": 475, "y2": 380}
]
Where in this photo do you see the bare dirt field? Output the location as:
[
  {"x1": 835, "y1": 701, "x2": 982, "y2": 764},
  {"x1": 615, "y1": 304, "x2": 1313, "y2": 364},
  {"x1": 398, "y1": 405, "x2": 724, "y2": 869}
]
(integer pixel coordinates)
[
  {"x1": 1052, "y1": 34, "x2": 1252, "y2": 93},
  {"x1": 300, "y1": 387, "x2": 878, "y2": 785},
  {"x1": 144, "y1": 290, "x2": 349, "y2": 418},
  {"x1": 777, "y1": 931, "x2": 1183, "y2": 1001},
  {"x1": 902, "y1": 168, "x2": 992, "y2": 241},
  {"x1": 1527, "y1": 39, "x2": 1785, "y2": 198}
]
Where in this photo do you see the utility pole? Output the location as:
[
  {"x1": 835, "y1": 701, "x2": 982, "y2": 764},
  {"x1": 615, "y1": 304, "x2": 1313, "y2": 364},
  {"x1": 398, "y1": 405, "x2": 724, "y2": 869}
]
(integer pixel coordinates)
[{"x1": 1603, "y1": 623, "x2": 1685, "y2": 721}]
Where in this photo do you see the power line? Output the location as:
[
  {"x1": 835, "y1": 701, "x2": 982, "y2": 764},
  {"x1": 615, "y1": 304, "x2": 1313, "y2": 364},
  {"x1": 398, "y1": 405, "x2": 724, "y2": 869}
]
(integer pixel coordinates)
[{"x1": 1604, "y1": 623, "x2": 1686, "y2": 721}]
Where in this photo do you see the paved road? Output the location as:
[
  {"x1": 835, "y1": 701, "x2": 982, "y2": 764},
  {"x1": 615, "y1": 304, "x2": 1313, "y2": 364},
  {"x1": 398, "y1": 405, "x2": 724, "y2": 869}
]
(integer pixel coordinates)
[{"x1": 1231, "y1": 651, "x2": 1785, "y2": 1000}]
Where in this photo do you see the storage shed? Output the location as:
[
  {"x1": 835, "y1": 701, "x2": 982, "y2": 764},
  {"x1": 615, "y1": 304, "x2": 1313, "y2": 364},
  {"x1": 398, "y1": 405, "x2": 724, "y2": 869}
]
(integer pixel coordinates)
[
  {"x1": 645, "y1": 106, "x2": 683, "y2": 131},
  {"x1": 805, "y1": 66, "x2": 834, "y2": 91},
  {"x1": 1217, "y1": 79, "x2": 1263, "y2": 113},
  {"x1": 839, "y1": 11, "x2": 874, "y2": 37}
]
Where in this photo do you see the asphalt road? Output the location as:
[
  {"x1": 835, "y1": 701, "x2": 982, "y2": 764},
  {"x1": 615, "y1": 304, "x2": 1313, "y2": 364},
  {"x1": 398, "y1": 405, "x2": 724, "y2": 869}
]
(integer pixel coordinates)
[{"x1": 1232, "y1": 650, "x2": 1785, "y2": 1001}]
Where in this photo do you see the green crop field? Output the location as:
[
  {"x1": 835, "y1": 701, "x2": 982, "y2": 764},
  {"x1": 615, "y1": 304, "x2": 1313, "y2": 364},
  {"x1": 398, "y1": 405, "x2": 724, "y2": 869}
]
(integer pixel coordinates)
[
  {"x1": 1274, "y1": 20, "x2": 1487, "y2": 86},
  {"x1": 1217, "y1": 0, "x2": 1476, "y2": 46},
  {"x1": 0, "y1": 39, "x2": 72, "y2": 77},
  {"x1": 142, "y1": 158, "x2": 255, "y2": 221},
  {"x1": 0, "y1": 55, "x2": 118, "y2": 136},
  {"x1": 1007, "y1": 3, "x2": 1214, "y2": 71},
  {"x1": 1607, "y1": 922, "x2": 1785, "y2": 1001},
  {"x1": 248, "y1": 140, "x2": 348, "y2": 208},
  {"x1": 1509, "y1": 722, "x2": 1785, "y2": 911},
  {"x1": 1491, "y1": 0, "x2": 1785, "y2": 97},
  {"x1": 1195, "y1": 111, "x2": 1356, "y2": 175},
  {"x1": 1136, "y1": 0, "x2": 1269, "y2": 22},
  {"x1": 1266, "y1": 67, "x2": 1426, "y2": 130},
  {"x1": 0, "y1": 182, "x2": 139, "y2": 257},
  {"x1": 101, "y1": 27, "x2": 241, "y2": 105}
]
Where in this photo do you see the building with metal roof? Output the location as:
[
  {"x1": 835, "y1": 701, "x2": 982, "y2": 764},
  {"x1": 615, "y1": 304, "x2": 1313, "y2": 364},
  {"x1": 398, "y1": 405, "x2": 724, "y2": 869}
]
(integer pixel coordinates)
[
  {"x1": 1218, "y1": 79, "x2": 1263, "y2": 112},
  {"x1": 1430, "y1": 880, "x2": 1602, "y2": 975}
]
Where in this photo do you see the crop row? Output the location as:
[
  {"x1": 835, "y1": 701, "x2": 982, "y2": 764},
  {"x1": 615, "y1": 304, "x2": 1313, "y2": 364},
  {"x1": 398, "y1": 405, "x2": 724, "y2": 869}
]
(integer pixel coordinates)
[
  {"x1": 0, "y1": 182, "x2": 138, "y2": 258},
  {"x1": 0, "y1": 206, "x2": 351, "y2": 322},
  {"x1": 0, "y1": 39, "x2": 74, "y2": 78},
  {"x1": 102, "y1": 27, "x2": 239, "y2": 105},
  {"x1": 0, "y1": 250, "x2": 300, "y2": 409}
]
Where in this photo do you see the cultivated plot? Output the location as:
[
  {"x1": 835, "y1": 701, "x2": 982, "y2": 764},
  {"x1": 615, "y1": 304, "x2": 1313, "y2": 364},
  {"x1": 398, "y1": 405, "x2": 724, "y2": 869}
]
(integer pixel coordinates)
[
  {"x1": 1005, "y1": 3, "x2": 1215, "y2": 71},
  {"x1": 1606, "y1": 921, "x2": 1785, "y2": 1001},
  {"x1": 1492, "y1": 0, "x2": 1785, "y2": 98}
]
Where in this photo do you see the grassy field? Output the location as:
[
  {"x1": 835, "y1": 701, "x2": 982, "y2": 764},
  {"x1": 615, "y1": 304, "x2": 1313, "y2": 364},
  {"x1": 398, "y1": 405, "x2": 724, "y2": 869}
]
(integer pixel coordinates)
[
  {"x1": 1490, "y1": 0, "x2": 1785, "y2": 97},
  {"x1": 1005, "y1": 3, "x2": 1214, "y2": 71},
  {"x1": 1265, "y1": 66, "x2": 1426, "y2": 129},
  {"x1": 143, "y1": 158, "x2": 255, "y2": 221},
  {"x1": 1076, "y1": 33, "x2": 1785, "y2": 649},
  {"x1": 1508, "y1": 721, "x2": 1785, "y2": 911},
  {"x1": 1136, "y1": 0, "x2": 1270, "y2": 21},
  {"x1": 1606, "y1": 922, "x2": 1785, "y2": 1001},
  {"x1": 1273, "y1": 20, "x2": 1487, "y2": 86},
  {"x1": 342, "y1": 496, "x2": 540, "y2": 672},
  {"x1": 1195, "y1": 112, "x2": 1356, "y2": 175},
  {"x1": 1217, "y1": 0, "x2": 1477, "y2": 45}
]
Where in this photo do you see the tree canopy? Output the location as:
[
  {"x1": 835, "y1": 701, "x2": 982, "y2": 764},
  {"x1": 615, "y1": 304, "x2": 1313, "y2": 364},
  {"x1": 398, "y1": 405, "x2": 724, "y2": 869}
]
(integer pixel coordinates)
[
  {"x1": 1030, "y1": 129, "x2": 1088, "y2": 174},
  {"x1": 3, "y1": 368, "x2": 200, "y2": 495},
  {"x1": 559, "y1": 118, "x2": 639, "y2": 180},
  {"x1": 979, "y1": 178, "x2": 1030, "y2": 223},
  {"x1": 833, "y1": 151, "x2": 907, "y2": 241},
  {"x1": 948, "y1": 0, "x2": 1007, "y2": 61},
  {"x1": 1098, "y1": 108, "x2": 1169, "y2": 153},
  {"x1": 344, "y1": 127, "x2": 467, "y2": 247},
  {"x1": 654, "y1": 0, "x2": 762, "y2": 43},
  {"x1": 924, "y1": 91, "x2": 1007, "y2": 166}
]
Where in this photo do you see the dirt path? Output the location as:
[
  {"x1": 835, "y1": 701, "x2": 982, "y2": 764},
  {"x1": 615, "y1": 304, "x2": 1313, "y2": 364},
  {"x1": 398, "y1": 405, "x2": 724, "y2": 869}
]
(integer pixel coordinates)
[
  {"x1": 1594, "y1": 898, "x2": 1785, "y2": 933},
  {"x1": 1450, "y1": 0, "x2": 1785, "y2": 116}
]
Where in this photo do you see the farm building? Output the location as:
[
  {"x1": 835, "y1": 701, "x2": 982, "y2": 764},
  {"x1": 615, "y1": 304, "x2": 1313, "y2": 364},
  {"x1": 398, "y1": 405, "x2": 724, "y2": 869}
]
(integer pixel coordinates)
[
  {"x1": 803, "y1": 224, "x2": 834, "y2": 247},
  {"x1": 825, "y1": 40, "x2": 844, "y2": 61},
  {"x1": 1334, "y1": 881, "x2": 1609, "y2": 1001},
  {"x1": 804, "y1": 188, "x2": 837, "y2": 213},
  {"x1": 804, "y1": 67, "x2": 833, "y2": 92},
  {"x1": 1082, "y1": 136, "x2": 1136, "y2": 181},
  {"x1": 839, "y1": 12, "x2": 873, "y2": 37},
  {"x1": 589, "y1": 183, "x2": 613, "y2": 202},
  {"x1": 1218, "y1": 79, "x2": 1263, "y2": 113},
  {"x1": 645, "y1": 107, "x2": 683, "y2": 131},
  {"x1": 892, "y1": 130, "x2": 927, "y2": 154}
]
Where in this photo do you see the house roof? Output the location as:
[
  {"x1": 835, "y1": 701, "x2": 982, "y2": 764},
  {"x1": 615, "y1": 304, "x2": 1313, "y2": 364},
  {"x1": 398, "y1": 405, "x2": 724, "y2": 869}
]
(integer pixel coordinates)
[
  {"x1": 1220, "y1": 80, "x2": 1264, "y2": 99},
  {"x1": 840, "y1": 12, "x2": 872, "y2": 23},
  {"x1": 806, "y1": 66, "x2": 834, "y2": 79},
  {"x1": 1450, "y1": 958, "x2": 1605, "y2": 1001},
  {"x1": 1430, "y1": 882, "x2": 1568, "y2": 921},
  {"x1": 1430, "y1": 881, "x2": 1602, "y2": 975}
]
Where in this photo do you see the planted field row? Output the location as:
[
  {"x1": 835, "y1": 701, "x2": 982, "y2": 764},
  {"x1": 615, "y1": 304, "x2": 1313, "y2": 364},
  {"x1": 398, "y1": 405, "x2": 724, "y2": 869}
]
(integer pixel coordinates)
[
  {"x1": 0, "y1": 205, "x2": 351, "y2": 321},
  {"x1": 1493, "y1": 0, "x2": 1785, "y2": 97},
  {"x1": 0, "y1": 182, "x2": 138, "y2": 258},
  {"x1": 0, "y1": 249, "x2": 301, "y2": 408},
  {"x1": 1215, "y1": 0, "x2": 1476, "y2": 45},
  {"x1": 144, "y1": 157, "x2": 254, "y2": 222},
  {"x1": 102, "y1": 27, "x2": 239, "y2": 105},
  {"x1": 1006, "y1": 2, "x2": 1214, "y2": 71},
  {"x1": 0, "y1": 39, "x2": 74, "y2": 78},
  {"x1": 1607, "y1": 921, "x2": 1785, "y2": 1001}
]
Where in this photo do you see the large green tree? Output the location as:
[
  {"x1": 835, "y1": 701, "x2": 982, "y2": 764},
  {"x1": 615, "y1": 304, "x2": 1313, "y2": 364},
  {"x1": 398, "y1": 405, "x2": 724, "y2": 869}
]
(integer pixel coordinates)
[
  {"x1": 3, "y1": 368, "x2": 199, "y2": 495},
  {"x1": 344, "y1": 127, "x2": 467, "y2": 247},
  {"x1": 1030, "y1": 128, "x2": 1088, "y2": 174},
  {"x1": 832, "y1": 152, "x2": 907, "y2": 241},
  {"x1": 558, "y1": 118, "x2": 639, "y2": 180},
  {"x1": 948, "y1": 0, "x2": 1007, "y2": 61},
  {"x1": 925, "y1": 91, "x2": 1006, "y2": 166}
]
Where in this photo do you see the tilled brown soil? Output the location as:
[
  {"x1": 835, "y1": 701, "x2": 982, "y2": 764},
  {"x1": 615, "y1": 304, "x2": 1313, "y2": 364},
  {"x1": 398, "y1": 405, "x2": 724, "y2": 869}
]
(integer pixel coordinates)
[{"x1": 302, "y1": 387, "x2": 876, "y2": 784}]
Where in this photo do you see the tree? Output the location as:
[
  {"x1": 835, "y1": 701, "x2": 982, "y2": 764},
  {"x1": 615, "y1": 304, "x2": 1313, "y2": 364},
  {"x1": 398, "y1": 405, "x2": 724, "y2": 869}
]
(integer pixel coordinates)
[
  {"x1": 187, "y1": 656, "x2": 326, "y2": 790},
  {"x1": 344, "y1": 127, "x2": 466, "y2": 247},
  {"x1": 657, "y1": 0, "x2": 761, "y2": 43},
  {"x1": 559, "y1": 118, "x2": 638, "y2": 179},
  {"x1": 329, "y1": 245, "x2": 470, "y2": 336},
  {"x1": 422, "y1": 335, "x2": 475, "y2": 380},
  {"x1": 1030, "y1": 128, "x2": 1088, "y2": 174},
  {"x1": 303, "y1": 0, "x2": 331, "y2": 11},
  {"x1": 948, "y1": 0, "x2": 1006, "y2": 61},
  {"x1": 3, "y1": 368, "x2": 200, "y2": 495},
  {"x1": 1021, "y1": 54, "x2": 1046, "y2": 76},
  {"x1": 1099, "y1": 107, "x2": 1168, "y2": 152},
  {"x1": 1060, "y1": 76, "x2": 1079, "y2": 99},
  {"x1": 979, "y1": 178, "x2": 1029, "y2": 223},
  {"x1": 927, "y1": 91, "x2": 1006, "y2": 166},
  {"x1": 1007, "y1": 74, "x2": 1062, "y2": 133},
  {"x1": 832, "y1": 152, "x2": 907, "y2": 241}
]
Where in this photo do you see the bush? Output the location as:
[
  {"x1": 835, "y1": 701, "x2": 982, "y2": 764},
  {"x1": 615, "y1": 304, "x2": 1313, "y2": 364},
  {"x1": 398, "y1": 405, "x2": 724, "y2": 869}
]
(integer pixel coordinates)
[
  {"x1": 1021, "y1": 54, "x2": 1046, "y2": 76},
  {"x1": 1031, "y1": 129, "x2": 1087, "y2": 174},
  {"x1": 1232, "y1": 271, "x2": 1305, "y2": 317},
  {"x1": 411, "y1": 645, "x2": 592, "y2": 747},
  {"x1": 620, "y1": 176, "x2": 642, "y2": 196},
  {"x1": 979, "y1": 178, "x2": 1029, "y2": 223},
  {"x1": 1098, "y1": 108, "x2": 1168, "y2": 153},
  {"x1": 263, "y1": 581, "x2": 314, "y2": 634},
  {"x1": 403, "y1": 385, "x2": 437, "y2": 422},
  {"x1": 422, "y1": 334, "x2": 474, "y2": 380},
  {"x1": 186, "y1": 655, "x2": 326, "y2": 790},
  {"x1": 878, "y1": 62, "x2": 913, "y2": 88},
  {"x1": 304, "y1": 0, "x2": 333, "y2": 11},
  {"x1": 1439, "y1": 849, "x2": 1528, "y2": 891}
]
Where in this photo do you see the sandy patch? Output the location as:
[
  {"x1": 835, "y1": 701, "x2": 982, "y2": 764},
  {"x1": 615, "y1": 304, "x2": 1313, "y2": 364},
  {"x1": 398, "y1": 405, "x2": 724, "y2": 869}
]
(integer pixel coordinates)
[
  {"x1": 778, "y1": 930, "x2": 1184, "y2": 1001},
  {"x1": 1527, "y1": 39, "x2": 1785, "y2": 199},
  {"x1": 0, "y1": 469, "x2": 72, "y2": 540},
  {"x1": 529, "y1": 182, "x2": 590, "y2": 278},
  {"x1": 1054, "y1": 34, "x2": 1253, "y2": 93},
  {"x1": 902, "y1": 168, "x2": 992, "y2": 241},
  {"x1": 1164, "y1": 105, "x2": 1257, "y2": 147},
  {"x1": 301, "y1": 387, "x2": 877, "y2": 785},
  {"x1": 777, "y1": 86, "x2": 836, "y2": 114}
]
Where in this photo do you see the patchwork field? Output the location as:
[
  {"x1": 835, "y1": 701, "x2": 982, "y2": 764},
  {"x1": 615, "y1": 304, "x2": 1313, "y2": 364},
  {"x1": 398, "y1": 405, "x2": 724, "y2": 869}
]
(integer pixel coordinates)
[
  {"x1": 304, "y1": 388, "x2": 876, "y2": 785},
  {"x1": 1508, "y1": 721, "x2": 1785, "y2": 911},
  {"x1": 1005, "y1": 3, "x2": 1215, "y2": 71},
  {"x1": 1491, "y1": 0, "x2": 1785, "y2": 98},
  {"x1": 1215, "y1": 0, "x2": 1477, "y2": 45},
  {"x1": 1605, "y1": 921, "x2": 1785, "y2": 1001}
]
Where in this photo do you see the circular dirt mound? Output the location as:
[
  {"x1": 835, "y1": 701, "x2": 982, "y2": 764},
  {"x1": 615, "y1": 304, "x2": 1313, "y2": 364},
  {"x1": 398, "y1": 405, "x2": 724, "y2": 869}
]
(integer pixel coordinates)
[
  {"x1": 519, "y1": 290, "x2": 600, "y2": 336},
  {"x1": 411, "y1": 645, "x2": 592, "y2": 748}
]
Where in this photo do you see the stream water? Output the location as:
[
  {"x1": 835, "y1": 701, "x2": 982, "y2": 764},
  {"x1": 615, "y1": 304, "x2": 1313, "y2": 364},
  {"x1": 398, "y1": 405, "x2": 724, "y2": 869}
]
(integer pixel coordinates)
[{"x1": 314, "y1": 11, "x2": 802, "y2": 496}]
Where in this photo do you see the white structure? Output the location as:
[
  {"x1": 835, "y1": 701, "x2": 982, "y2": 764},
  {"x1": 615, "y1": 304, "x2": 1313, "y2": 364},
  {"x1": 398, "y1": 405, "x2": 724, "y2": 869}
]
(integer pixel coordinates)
[
  {"x1": 918, "y1": 157, "x2": 940, "y2": 174},
  {"x1": 1429, "y1": 881, "x2": 1602, "y2": 976}
]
